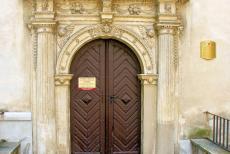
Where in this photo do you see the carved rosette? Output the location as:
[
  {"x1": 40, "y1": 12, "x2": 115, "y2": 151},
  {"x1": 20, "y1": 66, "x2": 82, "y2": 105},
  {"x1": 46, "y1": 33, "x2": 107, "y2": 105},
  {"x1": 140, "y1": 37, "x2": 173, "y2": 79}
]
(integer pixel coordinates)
[
  {"x1": 55, "y1": 74, "x2": 73, "y2": 86},
  {"x1": 138, "y1": 74, "x2": 158, "y2": 85}
]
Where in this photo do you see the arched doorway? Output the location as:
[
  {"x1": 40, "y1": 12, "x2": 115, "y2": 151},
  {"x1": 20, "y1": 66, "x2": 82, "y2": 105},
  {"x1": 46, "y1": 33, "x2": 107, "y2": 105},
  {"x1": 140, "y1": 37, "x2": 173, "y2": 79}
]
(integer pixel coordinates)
[{"x1": 70, "y1": 39, "x2": 141, "y2": 154}]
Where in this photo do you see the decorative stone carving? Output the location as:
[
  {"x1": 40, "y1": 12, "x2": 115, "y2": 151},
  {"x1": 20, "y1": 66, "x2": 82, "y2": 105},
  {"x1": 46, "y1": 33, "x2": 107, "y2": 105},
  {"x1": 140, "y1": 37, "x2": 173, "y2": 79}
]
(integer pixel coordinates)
[
  {"x1": 164, "y1": 3, "x2": 172, "y2": 14},
  {"x1": 56, "y1": 24, "x2": 154, "y2": 74},
  {"x1": 70, "y1": 2, "x2": 84, "y2": 14},
  {"x1": 88, "y1": 24, "x2": 124, "y2": 38},
  {"x1": 28, "y1": 24, "x2": 38, "y2": 70},
  {"x1": 138, "y1": 26, "x2": 155, "y2": 49},
  {"x1": 33, "y1": 31, "x2": 38, "y2": 70},
  {"x1": 41, "y1": 0, "x2": 49, "y2": 11},
  {"x1": 57, "y1": 24, "x2": 75, "y2": 49},
  {"x1": 138, "y1": 74, "x2": 158, "y2": 85},
  {"x1": 102, "y1": 24, "x2": 112, "y2": 33},
  {"x1": 113, "y1": 2, "x2": 155, "y2": 16},
  {"x1": 128, "y1": 4, "x2": 141, "y2": 15},
  {"x1": 56, "y1": 0, "x2": 100, "y2": 15},
  {"x1": 146, "y1": 29, "x2": 155, "y2": 38},
  {"x1": 100, "y1": 12, "x2": 114, "y2": 24},
  {"x1": 102, "y1": 0, "x2": 112, "y2": 12},
  {"x1": 55, "y1": 74, "x2": 73, "y2": 86}
]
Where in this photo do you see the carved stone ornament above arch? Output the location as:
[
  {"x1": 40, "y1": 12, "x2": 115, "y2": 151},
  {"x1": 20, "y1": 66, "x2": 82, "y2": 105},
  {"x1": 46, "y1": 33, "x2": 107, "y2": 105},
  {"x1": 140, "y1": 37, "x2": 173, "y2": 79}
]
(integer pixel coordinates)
[{"x1": 56, "y1": 24, "x2": 154, "y2": 74}]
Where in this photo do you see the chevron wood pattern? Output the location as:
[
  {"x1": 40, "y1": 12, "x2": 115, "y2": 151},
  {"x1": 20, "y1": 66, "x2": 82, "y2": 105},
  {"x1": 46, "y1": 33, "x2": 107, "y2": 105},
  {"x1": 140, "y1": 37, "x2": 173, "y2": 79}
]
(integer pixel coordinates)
[
  {"x1": 70, "y1": 39, "x2": 141, "y2": 154},
  {"x1": 70, "y1": 40, "x2": 106, "y2": 153},
  {"x1": 109, "y1": 40, "x2": 141, "y2": 154}
]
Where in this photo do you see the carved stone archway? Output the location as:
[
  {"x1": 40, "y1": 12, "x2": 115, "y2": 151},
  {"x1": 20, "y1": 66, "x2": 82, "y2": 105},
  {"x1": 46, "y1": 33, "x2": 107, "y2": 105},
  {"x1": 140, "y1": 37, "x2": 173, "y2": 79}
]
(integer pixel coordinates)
[
  {"x1": 56, "y1": 24, "x2": 154, "y2": 74},
  {"x1": 55, "y1": 25, "x2": 158, "y2": 154}
]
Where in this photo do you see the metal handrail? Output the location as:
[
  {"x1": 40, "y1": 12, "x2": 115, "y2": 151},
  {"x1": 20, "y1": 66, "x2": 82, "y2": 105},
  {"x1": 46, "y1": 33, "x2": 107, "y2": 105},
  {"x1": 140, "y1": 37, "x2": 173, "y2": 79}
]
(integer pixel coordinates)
[{"x1": 205, "y1": 111, "x2": 230, "y2": 151}]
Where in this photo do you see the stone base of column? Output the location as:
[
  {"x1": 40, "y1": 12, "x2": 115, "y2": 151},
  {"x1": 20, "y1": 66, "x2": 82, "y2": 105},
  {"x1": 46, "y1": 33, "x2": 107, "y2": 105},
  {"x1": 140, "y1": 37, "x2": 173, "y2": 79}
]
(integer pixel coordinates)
[{"x1": 157, "y1": 123, "x2": 176, "y2": 154}]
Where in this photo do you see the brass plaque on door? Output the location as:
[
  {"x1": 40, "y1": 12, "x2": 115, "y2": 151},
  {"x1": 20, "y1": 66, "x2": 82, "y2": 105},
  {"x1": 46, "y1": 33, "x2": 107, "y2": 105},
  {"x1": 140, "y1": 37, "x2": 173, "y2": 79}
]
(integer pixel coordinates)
[{"x1": 78, "y1": 77, "x2": 96, "y2": 90}]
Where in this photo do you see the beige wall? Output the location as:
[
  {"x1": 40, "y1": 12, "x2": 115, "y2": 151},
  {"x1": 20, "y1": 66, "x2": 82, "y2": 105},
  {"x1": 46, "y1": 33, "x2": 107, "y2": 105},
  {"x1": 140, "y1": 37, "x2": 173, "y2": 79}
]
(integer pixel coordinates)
[
  {"x1": 179, "y1": 0, "x2": 230, "y2": 137},
  {"x1": 0, "y1": 0, "x2": 31, "y2": 111}
]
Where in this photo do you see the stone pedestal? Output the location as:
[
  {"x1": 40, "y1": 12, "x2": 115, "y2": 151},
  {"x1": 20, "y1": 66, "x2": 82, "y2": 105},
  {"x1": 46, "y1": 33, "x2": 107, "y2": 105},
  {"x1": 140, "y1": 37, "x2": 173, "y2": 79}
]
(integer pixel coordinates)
[{"x1": 138, "y1": 74, "x2": 158, "y2": 154}]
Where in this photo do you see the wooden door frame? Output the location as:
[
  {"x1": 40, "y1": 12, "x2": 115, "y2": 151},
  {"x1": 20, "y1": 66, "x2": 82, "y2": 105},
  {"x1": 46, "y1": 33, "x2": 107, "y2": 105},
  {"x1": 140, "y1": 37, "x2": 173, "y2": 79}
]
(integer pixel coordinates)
[{"x1": 54, "y1": 25, "x2": 158, "y2": 154}]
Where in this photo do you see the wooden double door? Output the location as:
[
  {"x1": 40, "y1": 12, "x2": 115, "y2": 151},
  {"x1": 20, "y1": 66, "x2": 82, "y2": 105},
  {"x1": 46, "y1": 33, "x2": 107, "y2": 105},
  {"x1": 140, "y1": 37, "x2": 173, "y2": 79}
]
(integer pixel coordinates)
[{"x1": 70, "y1": 39, "x2": 141, "y2": 154}]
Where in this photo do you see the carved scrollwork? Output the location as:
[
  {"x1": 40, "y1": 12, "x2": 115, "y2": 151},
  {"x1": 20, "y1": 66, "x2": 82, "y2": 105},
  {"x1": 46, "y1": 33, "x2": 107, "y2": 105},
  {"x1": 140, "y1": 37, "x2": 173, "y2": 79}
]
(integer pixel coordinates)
[{"x1": 57, "y1": 24, "x2": 75, "y2": 49}]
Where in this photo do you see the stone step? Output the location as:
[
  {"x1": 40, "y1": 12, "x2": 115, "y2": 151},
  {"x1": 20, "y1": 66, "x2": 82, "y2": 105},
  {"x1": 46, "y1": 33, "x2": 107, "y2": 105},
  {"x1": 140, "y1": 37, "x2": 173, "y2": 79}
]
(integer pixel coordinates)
[{"x1": 191, "y1": 138, "x2": 230, "y2": 154}]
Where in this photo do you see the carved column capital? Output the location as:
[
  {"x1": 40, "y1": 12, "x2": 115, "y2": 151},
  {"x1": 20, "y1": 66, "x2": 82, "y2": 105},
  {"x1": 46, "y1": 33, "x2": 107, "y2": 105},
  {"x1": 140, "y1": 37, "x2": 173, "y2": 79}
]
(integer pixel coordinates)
[
  {"x1": 55, "y1": 74, "x2": 73, "y2": 86},
  {"x1": 138, "y1": 74, "x2": 158, "y2": 85},
  {"x1": 157, "y1": 23, "x2": 181, "y2": 35},
  {"x1": 31, "y1": 20, "x2": 56, "y2": 33}
]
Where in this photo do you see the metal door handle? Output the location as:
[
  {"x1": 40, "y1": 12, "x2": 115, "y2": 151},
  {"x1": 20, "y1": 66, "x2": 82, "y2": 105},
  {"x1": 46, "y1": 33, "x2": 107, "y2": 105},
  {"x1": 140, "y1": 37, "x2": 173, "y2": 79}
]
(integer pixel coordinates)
[{"x1": 109, "y1": 96, "x2": 117, "y2": 102}]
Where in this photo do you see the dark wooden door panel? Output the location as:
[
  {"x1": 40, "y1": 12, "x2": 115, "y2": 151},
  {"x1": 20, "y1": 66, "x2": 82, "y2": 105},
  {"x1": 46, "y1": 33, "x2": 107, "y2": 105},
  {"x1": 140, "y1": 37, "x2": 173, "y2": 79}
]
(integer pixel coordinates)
[
  {"x1": 70, "y1": 40, "x2": 106, "y2": 154},
  {"x1": 108, "y1": 40, "x2": 141, "y2": 154},
  {"x1": 70, "y1": 39, "x2": 141, "y2": 154}
]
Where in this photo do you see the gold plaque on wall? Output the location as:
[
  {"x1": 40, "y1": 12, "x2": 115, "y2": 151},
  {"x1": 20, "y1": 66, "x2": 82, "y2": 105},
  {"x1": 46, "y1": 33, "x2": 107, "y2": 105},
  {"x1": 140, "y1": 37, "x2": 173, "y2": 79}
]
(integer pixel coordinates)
[
  {"x1": 200, "y1": 40, "x2": 216, "y2": 60},
  {"x1": 78, "y1": 77, "x2": 96, "y2": 90}
]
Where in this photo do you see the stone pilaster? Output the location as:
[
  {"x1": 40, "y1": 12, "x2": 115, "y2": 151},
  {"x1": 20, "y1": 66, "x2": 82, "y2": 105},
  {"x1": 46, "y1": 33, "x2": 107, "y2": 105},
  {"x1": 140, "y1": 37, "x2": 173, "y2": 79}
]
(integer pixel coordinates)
[
  {"x1": 55, "y1": 74, "x2": 73, "y2": 154},
  {"x1": 32, "y1": 18, "x2": 57, "y2": 154},
  {"x1": 138, "y1": 74, "x2": 158, "y2": 154},
  {"x1": 156, "y1": 0, "x2": 182, "y2": 152},
  {"x1": 156, "y1": 25, "x2": 177, "y2": 154}
]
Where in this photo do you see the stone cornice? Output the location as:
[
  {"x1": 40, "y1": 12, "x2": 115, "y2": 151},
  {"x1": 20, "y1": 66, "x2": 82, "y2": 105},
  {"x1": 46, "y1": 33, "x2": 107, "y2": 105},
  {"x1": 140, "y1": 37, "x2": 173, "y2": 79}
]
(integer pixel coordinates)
[
  {"x1": 55, "y1": 74, "x2": 73, "y2": 86},
  {"x1": 138, "y1": 74, "x2": 158, "y2": 85}
]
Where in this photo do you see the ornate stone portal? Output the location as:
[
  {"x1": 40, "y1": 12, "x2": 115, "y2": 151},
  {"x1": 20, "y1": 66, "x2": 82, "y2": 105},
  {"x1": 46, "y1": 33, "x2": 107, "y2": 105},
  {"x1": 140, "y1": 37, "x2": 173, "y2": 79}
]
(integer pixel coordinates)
[{"x1": 29, "y1": 0, "x2": 186, "y2": 153}]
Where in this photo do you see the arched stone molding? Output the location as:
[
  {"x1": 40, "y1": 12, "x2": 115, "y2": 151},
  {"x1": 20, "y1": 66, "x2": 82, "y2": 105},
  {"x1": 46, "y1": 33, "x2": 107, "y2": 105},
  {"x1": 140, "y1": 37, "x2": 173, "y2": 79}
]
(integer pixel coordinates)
[
  {"x1": 56, "y1": 24, "x2": 154, "y2": 75},
  {"x1": 55, "y1": 25, "x2": 157, "y2": 154}
]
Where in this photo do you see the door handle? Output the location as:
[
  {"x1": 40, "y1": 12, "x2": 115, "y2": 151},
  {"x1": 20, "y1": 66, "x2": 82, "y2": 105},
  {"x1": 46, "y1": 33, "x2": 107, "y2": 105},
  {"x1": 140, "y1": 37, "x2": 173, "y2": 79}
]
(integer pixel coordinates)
[{"x1": 109, "y1": 95, "x2": 117, "y2": 102}]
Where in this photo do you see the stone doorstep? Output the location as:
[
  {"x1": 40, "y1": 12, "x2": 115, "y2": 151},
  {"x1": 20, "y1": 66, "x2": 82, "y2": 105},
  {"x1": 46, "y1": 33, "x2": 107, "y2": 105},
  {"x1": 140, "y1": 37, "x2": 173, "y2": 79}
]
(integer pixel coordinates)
[{"x1": 191, "y1": 138, "x2": 230, "y2": 154}]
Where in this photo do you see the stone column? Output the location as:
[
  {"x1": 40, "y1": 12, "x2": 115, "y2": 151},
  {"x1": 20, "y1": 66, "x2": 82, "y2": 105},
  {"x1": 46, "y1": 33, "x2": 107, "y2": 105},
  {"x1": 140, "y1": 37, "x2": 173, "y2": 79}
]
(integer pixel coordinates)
[
  {"x1": 138, "y1": 74, "x2": 158, "y2": 154},
  {"x1": 55, "y1": 74, "x2": 73, "y2": 154},
  {"x1": 156, "y1": 24, "x2": 179, "y2": 154},
  {"x1": 32, "y1": 20, "x2": 57, "y2": 154}
]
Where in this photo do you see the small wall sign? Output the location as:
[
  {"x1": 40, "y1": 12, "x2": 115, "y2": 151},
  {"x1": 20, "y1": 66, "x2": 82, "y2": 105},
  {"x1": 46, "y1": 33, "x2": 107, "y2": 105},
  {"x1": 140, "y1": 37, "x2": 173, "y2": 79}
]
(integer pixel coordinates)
[
  {"x1": 78, "y1": 77, "x2": 96, "y2": 90},
  {"x1": 200, "y1": 40, "x2": 216, "y2": 60}
]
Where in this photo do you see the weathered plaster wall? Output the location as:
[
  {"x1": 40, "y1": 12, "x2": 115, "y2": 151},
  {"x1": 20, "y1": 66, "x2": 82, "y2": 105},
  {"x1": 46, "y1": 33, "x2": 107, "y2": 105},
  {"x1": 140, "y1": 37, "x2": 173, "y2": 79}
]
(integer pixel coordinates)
[
  {"x1": 179, "y1": 0, "x2": 230, "y2": 137},
  {"x1": 0, "y1": 0, "x2": 31, "y2": 111}
]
